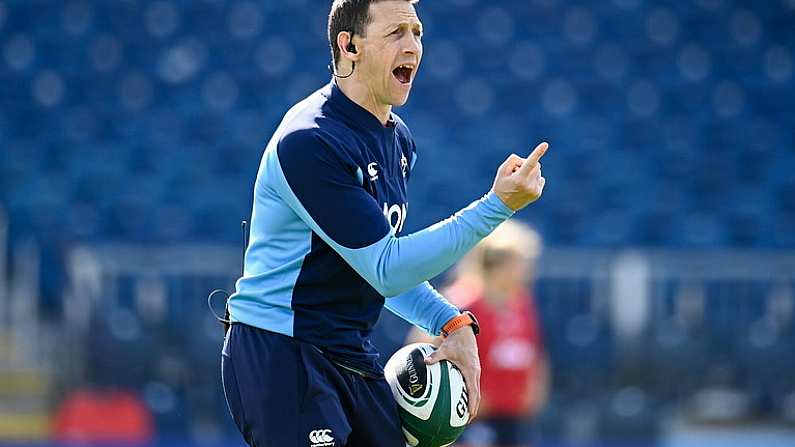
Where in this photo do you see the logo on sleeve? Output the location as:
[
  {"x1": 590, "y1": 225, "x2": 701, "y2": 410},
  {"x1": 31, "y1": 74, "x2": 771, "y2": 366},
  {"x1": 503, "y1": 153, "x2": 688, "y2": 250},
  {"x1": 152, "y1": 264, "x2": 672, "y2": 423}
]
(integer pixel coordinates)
[
  {"x1": 367, "y1": 162, "x2": 379, "y2": 181},
  {"x1": 309, "y1": 429, "x2": 334, "y2": 447},
  {"x1": 401, "y1": 153, "x2": 408, "y2": 178}
]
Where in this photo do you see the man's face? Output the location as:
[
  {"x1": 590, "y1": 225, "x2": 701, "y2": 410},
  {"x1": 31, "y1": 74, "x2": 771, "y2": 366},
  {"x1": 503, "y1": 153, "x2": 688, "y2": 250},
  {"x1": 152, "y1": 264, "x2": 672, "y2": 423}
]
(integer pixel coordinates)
[{"x1": 356, "y1": 1, "x2": 423, "y2": 107}]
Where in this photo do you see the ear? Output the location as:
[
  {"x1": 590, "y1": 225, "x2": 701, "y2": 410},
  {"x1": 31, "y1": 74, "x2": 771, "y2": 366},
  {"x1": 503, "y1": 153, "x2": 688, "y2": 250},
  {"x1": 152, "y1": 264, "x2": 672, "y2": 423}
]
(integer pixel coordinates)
[{"x1": 336, "y1": 31, "x2": 359, "y2": 62}]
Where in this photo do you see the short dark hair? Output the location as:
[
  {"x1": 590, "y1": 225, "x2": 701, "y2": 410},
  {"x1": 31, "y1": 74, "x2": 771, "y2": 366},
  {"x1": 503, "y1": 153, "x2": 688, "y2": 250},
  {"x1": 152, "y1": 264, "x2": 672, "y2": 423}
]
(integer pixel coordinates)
[{"x1": 327, "y1": 0, "x2": 419, "y2": 66}]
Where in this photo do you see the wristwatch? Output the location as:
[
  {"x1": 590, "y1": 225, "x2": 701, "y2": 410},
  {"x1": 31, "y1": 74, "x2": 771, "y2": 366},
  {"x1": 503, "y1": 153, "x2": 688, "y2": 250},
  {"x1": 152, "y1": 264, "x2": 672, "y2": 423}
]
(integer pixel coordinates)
[{"x1": 441, "y1": 311, "x2": 480, "y2": 337}]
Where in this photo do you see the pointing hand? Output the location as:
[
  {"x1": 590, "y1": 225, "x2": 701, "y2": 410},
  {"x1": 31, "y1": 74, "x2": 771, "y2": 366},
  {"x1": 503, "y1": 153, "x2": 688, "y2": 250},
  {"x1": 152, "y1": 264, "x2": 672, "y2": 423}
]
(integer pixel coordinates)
[{"x1": 491, "y1": 142, "x2": 549, "y2": 211}]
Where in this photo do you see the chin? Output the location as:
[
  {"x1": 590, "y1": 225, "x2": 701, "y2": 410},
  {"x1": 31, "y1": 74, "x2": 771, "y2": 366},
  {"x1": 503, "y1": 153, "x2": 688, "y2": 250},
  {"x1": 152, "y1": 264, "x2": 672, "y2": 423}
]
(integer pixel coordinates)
[{"x1": 391, "y1": 91, "x2": 411, "y2": 107}]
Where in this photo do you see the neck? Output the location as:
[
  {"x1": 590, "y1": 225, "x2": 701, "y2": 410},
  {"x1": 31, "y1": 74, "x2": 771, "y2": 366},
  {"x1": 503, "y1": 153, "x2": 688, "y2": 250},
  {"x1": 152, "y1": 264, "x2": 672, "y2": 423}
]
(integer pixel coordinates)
[{"x1": 337, "y1": 77, "x2": 392, "y2": 126}]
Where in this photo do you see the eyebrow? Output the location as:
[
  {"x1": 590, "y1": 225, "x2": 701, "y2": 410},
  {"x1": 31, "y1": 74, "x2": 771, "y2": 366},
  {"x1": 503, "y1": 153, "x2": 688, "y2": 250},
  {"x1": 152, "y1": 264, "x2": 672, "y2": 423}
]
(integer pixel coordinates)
[{"x1": 381, "y1": 21, "x2": 423, "y2": 34}]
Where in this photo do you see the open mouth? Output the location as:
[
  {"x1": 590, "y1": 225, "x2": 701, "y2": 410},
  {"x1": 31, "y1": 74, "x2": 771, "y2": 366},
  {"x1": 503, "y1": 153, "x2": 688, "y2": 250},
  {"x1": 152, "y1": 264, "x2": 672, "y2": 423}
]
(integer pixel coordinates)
[{"x1": 392, "y1": 64, "x2": 415, "y2": 84}]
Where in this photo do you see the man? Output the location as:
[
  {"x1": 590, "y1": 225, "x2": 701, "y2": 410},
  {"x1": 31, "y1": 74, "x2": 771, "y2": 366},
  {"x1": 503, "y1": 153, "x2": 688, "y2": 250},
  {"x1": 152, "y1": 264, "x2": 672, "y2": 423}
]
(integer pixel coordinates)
[{"x1": 221, "y1": 1, "x2": 548, "y2": 446}]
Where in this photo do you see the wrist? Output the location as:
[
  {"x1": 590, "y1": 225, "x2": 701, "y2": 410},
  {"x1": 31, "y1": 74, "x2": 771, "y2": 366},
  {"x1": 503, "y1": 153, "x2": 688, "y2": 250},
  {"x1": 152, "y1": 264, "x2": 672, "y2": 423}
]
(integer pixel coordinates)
[
  {"x1": 441, "y1": 311, "x2": 480, "y2": 337},
  {"x1": 488, "y1": 190, "x2": 517, "y2": 213}
]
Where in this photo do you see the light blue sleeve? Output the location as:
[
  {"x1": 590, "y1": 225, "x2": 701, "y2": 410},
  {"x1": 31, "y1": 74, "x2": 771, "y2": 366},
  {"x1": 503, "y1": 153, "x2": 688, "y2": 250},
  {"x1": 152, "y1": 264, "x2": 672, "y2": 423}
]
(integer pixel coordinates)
[
  {"x1": 270, "y1": 147, "x2": 514, "y2": 297},
  {"x1": 384, "y1": 281, "x2": 460, "y2": 336}
]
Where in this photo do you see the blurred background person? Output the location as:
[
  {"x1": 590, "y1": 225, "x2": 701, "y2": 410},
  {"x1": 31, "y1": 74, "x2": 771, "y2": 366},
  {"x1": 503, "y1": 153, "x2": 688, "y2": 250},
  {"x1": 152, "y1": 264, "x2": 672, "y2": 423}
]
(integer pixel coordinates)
[{"x1": 408, "y1": 221, "x2": 550, "y2": 447}]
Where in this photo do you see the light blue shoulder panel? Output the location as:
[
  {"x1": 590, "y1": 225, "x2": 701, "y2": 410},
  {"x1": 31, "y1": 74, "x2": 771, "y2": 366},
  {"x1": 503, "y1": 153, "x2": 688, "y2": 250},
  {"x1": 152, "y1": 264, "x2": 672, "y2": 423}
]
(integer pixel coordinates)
[{"x1": 228, "y1": 145, "x2": 312, "y2": 337}]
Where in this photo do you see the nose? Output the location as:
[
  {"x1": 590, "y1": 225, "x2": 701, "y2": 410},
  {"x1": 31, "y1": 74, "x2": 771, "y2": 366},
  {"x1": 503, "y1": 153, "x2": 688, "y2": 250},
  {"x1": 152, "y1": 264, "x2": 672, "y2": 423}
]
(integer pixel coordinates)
[{"x1": 401, "y1": 33, "x2": 422, "y2": 57}]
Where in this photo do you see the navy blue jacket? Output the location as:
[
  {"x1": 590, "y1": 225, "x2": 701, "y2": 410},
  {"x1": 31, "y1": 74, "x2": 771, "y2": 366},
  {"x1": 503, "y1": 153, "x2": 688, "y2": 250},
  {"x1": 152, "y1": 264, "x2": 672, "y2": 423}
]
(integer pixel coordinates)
[{"x1": 229, "y1": 81, "x2": 513, "y2": 374}]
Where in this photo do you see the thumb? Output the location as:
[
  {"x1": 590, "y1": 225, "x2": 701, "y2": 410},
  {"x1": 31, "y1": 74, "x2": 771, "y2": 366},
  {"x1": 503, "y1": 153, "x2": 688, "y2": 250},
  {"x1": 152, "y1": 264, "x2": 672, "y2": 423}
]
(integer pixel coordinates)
[{"x1": 424, "y1": 350, "x2": 445, "y2": 365}]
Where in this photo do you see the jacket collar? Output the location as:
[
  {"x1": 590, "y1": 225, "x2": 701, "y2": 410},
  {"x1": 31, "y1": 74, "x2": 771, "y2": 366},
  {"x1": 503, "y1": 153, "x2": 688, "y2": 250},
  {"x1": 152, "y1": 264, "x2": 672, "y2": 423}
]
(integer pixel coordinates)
[{"x1": 324, "y1": 80, "x2": 396, "y2": 134}]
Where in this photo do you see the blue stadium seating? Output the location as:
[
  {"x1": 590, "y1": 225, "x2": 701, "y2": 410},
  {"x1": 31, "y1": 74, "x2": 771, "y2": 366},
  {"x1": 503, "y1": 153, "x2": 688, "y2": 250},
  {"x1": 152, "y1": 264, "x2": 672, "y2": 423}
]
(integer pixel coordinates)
[
  {"x1": 1, "y1": 0, "x2": 794, "y2": 248},
  {"x1": 2, "y1": 0, "x2": 794, "y2": 440}
]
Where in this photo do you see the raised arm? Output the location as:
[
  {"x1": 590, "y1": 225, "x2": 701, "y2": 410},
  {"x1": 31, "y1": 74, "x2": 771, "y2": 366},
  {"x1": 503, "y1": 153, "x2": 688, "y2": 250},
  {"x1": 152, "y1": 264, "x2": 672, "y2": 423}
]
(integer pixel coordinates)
[{"x1": 269, "y1": 130, "x2": 547, "y2": 297}]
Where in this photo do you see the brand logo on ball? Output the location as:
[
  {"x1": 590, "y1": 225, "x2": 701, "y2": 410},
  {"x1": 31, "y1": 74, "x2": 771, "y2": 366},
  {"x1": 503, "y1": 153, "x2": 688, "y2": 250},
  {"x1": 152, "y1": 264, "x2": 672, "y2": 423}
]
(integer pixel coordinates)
[
  {"x1": 456, "y1": 386, "x2": 469, "y2": 419},
  {"x1": 309, "y1": 428, "x2": 334, "y2": 447},
  {"x1": 398, "y1": 349, "x2": 427, "y2": 397},
  {"x1": 405, "y1": 353, "x2": 422, "y2": 396}
]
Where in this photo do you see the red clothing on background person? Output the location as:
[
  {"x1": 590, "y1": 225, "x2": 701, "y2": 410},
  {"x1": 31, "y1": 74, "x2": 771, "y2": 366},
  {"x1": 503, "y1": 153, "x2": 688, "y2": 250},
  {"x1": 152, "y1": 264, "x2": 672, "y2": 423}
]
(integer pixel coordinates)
[
  {"x1": 54, "y1": 389, "x2": 154, "y2": 443},
  {"x1": 466, "y1": 291, "x2": 544, "y2": 417}
]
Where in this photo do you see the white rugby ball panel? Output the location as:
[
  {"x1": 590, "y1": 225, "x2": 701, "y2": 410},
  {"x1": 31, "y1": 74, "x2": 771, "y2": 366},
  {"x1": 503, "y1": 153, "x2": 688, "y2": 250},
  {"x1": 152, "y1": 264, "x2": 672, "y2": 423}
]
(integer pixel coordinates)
[
  {"x1": 402, "y1": 428, "x2": 419, "y2": 447},
  {"x1": 385, "y1": 343, "x2": 441, "y2": 420},
  {"x1": 447, "y1": 364, "x2": 470, "y2": 427}
]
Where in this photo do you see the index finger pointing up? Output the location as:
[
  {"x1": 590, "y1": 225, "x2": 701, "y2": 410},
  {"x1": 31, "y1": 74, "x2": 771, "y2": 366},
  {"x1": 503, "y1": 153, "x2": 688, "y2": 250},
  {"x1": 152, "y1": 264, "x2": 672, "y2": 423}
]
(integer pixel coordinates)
[{"x1": 518, "y1": 142, "x2": 549, "y2": 175}]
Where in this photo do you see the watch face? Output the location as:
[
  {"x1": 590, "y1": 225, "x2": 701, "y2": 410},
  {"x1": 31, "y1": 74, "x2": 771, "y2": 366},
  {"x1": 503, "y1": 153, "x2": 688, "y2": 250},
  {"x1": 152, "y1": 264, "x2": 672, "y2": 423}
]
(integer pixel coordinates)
[{"x1": 465, "y1": 311, "x2": 480, "y2": 335}]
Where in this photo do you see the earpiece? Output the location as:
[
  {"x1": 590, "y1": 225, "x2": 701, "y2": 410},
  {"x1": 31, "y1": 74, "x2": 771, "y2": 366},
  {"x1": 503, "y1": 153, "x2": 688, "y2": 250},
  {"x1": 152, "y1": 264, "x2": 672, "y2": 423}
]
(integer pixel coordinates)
[{"x1": 329, "y1": 34, "x2": 357, "y2": 79}]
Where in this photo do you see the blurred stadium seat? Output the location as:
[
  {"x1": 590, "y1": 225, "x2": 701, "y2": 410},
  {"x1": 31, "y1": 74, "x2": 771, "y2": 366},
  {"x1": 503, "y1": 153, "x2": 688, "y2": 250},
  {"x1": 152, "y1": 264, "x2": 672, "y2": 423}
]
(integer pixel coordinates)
[
  {"x1": 1, "y1": 0, "x2": 793, "y2": 248},
  {"x1": 1, "y1": 0, "x2": 794, "y2": 444}
]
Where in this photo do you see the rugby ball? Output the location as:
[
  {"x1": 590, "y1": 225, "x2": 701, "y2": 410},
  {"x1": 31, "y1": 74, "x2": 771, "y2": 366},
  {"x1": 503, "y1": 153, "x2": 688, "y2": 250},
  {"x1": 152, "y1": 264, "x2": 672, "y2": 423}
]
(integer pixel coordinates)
[{"x1": 384, "y1": 343, "x2": 469, "y2": 447}]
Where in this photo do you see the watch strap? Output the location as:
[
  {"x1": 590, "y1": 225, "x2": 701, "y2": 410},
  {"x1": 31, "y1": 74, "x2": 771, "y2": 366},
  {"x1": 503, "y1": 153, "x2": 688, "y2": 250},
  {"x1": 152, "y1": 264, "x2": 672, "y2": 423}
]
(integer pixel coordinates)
[{"x1": 441, "y1": 311, "x2": 479, "y2": 337}]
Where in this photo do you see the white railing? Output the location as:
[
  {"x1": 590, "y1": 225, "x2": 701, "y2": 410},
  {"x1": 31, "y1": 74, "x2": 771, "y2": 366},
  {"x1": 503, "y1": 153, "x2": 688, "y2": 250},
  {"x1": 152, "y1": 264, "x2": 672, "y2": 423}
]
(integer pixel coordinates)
[
  {"x1": 62, "y1": 244, "x2": 795, "y2": 349},
  {"x1": 0, "y1": 208, "x2": 7, "y2": 342}
]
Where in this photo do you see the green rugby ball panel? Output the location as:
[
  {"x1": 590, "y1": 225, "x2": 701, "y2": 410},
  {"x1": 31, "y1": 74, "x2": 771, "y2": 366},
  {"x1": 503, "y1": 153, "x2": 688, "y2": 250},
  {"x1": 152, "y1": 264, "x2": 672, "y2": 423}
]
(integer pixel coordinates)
[{"x1": 385, "y1": 343, "x2": 470, "y2": 447}]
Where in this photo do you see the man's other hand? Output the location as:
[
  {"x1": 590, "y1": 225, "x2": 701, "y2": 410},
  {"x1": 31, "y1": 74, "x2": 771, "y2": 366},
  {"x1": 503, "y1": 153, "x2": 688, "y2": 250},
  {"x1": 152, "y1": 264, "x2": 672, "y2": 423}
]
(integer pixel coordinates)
[{"x1": 424, "y1": 327, "x2": 481, "y2": 423}]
